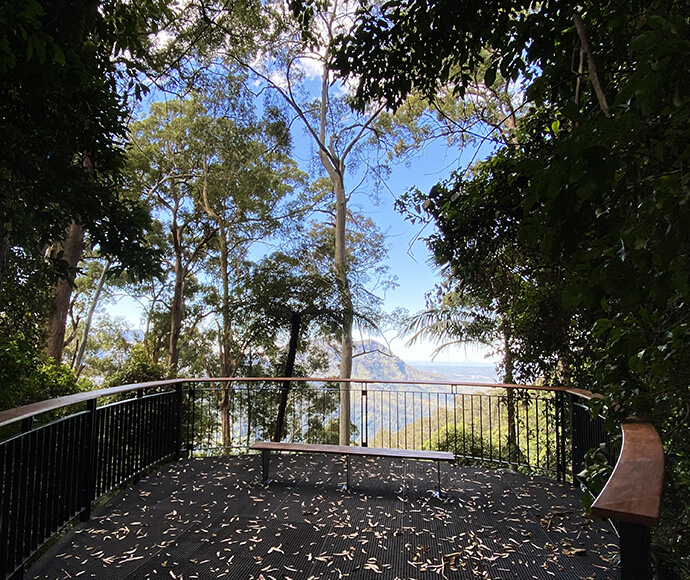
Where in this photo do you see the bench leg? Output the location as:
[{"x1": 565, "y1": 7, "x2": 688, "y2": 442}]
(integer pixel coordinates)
[
  {"x1": 436, "y1": 460, "x2": 441, "y2": 496},
  {"x1": 345, "y1": 455, "x2": 350, "y2": 490},
  {"x1": 261, "y1": 450, "x2": 271, "y2": 484}
]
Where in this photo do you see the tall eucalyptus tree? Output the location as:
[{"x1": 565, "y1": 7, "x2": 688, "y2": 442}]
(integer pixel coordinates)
[
  {"x1": 128, "y1": 99, "x2": 216, "y2": 375},
  {"x1": 230, "y1": 0, "x2": 389, "y2": 444}
]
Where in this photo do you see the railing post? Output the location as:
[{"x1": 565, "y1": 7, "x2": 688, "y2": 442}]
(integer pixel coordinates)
[
  {"x1": 21, "y1": 417, "x2": 33, "y2": 433},
  {"x1": 80, "y1": 399, "x2": 97, "y2": 522},
  {"x1": 618, "y1": 521, "x2": 652, "y2": 580},
  {"x1": 554, "y1": 391, "x2": 567, "y2": 482},
  {"x1": 362, "y1": 388, "x2": 368, "y2": 447},
  {"x1": 174, "y1": 383, "x2": 184, "y2": 461},
  {"x1": 570, "y1": 393, "x2": 588, "y2": 483},
  {"x1": 188, "y1": 384, "x2": 196, "y2": 457}
]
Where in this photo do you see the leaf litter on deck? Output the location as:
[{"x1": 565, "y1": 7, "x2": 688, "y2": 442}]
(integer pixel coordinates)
[{"x1": 29, "y1": 455, "x2": 619, "y2": 579}]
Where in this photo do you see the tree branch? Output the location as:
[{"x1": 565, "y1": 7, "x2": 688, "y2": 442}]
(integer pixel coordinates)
[{"x1": 573, "y1": 13, "x2": 610, "y2": 118}]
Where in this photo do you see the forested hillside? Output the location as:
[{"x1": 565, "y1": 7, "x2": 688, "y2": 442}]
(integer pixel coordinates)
[{"x1": 349, "y1": 340, "x2": 445, "y2": 383}]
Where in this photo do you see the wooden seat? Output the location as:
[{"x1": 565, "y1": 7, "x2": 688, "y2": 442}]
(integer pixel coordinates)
[{"x1": 249, "y1": 441, "x2": 455, "y2": 493}]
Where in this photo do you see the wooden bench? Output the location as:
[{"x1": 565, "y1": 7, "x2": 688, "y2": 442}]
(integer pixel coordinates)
[{"x1": 249, "y1": 441, "x2": 455, "y2": 494}]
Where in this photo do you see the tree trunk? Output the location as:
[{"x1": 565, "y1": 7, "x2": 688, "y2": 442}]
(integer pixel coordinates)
[
  {"x1": 315, "y1": 67, "x2": 356, "y2": 446},
  {"x1": 333, "y1": 173, "x2": 353, "y2": 446},
  {"x1": 0, "y1": 227, "x2": 9, "y2": 298},
  {"x1": 219, "y1": 225, "x2": 234, "y2": 377},
  {"x1": 46, "y1": 221, "x2": 84, "y2": 362},
  {"x1": 339, "y1": 300, "x2": 353, "y2": 445},
  {"x1": 200, "y1": 171, "x2": 234, "y2": 378},
  {"x1": 74, "y1": 259, "x2": 111, "y2": 374},
  {"x1": 168, "y1": 250, "x2": 184, "y2": 376},
  {"x1": 200, "y1": 171, "x2": 237, "y2": 439},
  {"x1": 503, "y1": 331, "x2": 519, "y2": 466},
  {"x1": 273, "y1": 312, "x2": 301, "y2": 442},
  {"x1": 219, "y1": 389, "x2": 232, "y2": 449},
  {"x1": 217, "y1": 229, "x2": 236, "y2": 449}
]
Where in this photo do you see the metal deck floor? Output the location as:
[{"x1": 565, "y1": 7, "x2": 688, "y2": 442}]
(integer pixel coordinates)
[{"x1": 28, "y1": 454, "x2": 620, "y2": 579}]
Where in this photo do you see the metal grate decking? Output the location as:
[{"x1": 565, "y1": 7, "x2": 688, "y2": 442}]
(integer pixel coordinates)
[{"x1": 28, "y1": 454, "x2": 619, "y2": 579}]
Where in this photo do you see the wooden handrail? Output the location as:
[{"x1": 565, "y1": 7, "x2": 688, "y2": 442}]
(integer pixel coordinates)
[
  {"x1": 0, "y1": 377, "x2": 570, "y2": 430},
  {"x1": 0, "y1": 379, "x2": 187, "y2": 429},
  {"x1": 591, "y1": 419, "x2": 664, "y2": 527},
  {"x1": 565, "y1": 387, "x2": 605, "y2": 401}
]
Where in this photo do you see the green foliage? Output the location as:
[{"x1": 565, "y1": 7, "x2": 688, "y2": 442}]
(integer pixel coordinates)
[
  {"x1": 103, "y1": 344, "x2": 166, "y2": 389},
  {"x1": 653, "y1": 465, "x2": 690, "y2": 579},
  {"x1": 0, "y1": 330, "x2": 82, "y2": 411},
  {"x1": 399, "y1": 287, "x2": 498, "y2": 360},
  {"x1": 331, "y1": 0, "x2": 529, "y2": 111},
  {"x1": 0, "y1": 0, "x2": 167, "y2": 281},
  {"x1": 426, "y1": 425, "x2": 507, "y2": 468},
  {"x1": 306, "y1": 416, "x2": 359, "y2": 446},
  {"x1": 126, "y1": 91, "x2": 306, "y2": 376},
  {"x1": 0, "y1": 331, "x2": 41, "y2": 410},
  {"x1": 0, "y1": 0, "x2": 168, "y2": 407},
  {"x1": 577, "y1": 444, "x2": 614, "y2": 512}
]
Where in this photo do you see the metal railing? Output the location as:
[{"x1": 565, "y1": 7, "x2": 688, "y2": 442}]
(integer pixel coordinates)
[
  {"x1": 187, "y1": 380, "x2": 569, "y2": 480},
  {"x1": 0, "y1": 378, "x2": 613, "y2": 579}
]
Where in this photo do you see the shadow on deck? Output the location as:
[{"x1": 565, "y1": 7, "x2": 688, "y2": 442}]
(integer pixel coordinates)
[{"x1": 28, "y1": 455, "x2": 619, "y2": 579}]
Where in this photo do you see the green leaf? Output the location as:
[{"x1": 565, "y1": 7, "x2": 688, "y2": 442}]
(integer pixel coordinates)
[
  {"x1": 33, "y1": 37, "x2": 46, "y2": 64},
  {"x1": 483, "y1": 62, "x2": 497, "y2": 88},
  {"x1": 53, "y1": 45, "x2": 65, "y2": 66}
]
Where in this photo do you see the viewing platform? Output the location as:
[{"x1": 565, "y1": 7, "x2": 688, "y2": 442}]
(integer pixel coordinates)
[
  {"x1": 0, "y1": 378, "x2": 662, "y2": 579},
  {"x1": 28, "y1": 454, "x2": 618, "y2": 579}
]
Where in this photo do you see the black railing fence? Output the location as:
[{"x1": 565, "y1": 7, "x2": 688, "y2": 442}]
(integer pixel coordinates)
[
  {"x1": 0, "y1": 378, "x2": 607, "y2": 580},
  {"x1": 570, "y1": 393, "x2": 612, "y2": 479},
  {"x1": 189, "y1": 382, "x2": 570, "y2": 480}
]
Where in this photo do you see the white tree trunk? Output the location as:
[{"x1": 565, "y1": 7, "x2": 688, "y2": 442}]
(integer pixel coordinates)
[{"x1": 74, "y1": 259, "x2": 111, "y2": 374}]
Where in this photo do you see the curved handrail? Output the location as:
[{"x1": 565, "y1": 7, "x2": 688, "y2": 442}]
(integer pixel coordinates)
[
  {"x1": 0, "y1": 377, "x2": 569, "y2": 429},
  {"x1": 591, "y1": 418, "x2": 664, "y2": 527},
  {"x1": 0, "y1": 378, "x2": 186, "y2": 428},
  {"x1": 565, "y1": 387, "x2": 605, "y2": 401}
]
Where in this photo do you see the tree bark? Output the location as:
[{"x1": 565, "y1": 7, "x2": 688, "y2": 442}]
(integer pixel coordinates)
[
  {"x1": 273, "y1": 312, "x2": 302, "y2": 442},
  {"x1": 333, "y1": 175, "x2": 354, "y2": 446},
  {"x1": 219, "y1": 226, "x2": 234, "y2": 376},
  {"x1": 503, "y1": 331, "x2": 519, "y2": 466},
  {"x1": 167, "y1": 180, "x2": 186, "y2": 377},
  {"x1": 219, "y1": 388, "x2": 232, "y2": 449},
  {"x1": 168, "y1": 250, "x2": 184, "y2": 375},
  {"x1": 199, "y1": 167, "x2": 235, "y2": 378},
  {"x1": 315, "y1": 68, "x2": 354, "y2": 446},
  {"x1": 573, "y1": 13, "x2": 610, "y2": 118},
  {"x1": 46, "y1": 221, "x2": 84, "y2": 362},
  {"x1": 217, "y1": 229, "x2": 236, "y2": 448},
  {"x1": 199, "y1": 169, "x2": 236, "y2": 445}
]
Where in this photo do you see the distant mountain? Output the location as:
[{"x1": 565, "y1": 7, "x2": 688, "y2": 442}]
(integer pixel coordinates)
[
  {"x1": 323, "y1": 339, "x2": 495, "y2": 390},
  {"x1": 349, "y1": 340, "x2": 447, "y2": 383},
  {"x1": 325, "y1": 340, "x2": 500, "y2": 445}
]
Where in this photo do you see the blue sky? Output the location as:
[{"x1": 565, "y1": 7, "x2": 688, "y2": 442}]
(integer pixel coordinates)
[{"x1": 349, "y1": 144, "x2": 498, "y2": 364}]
